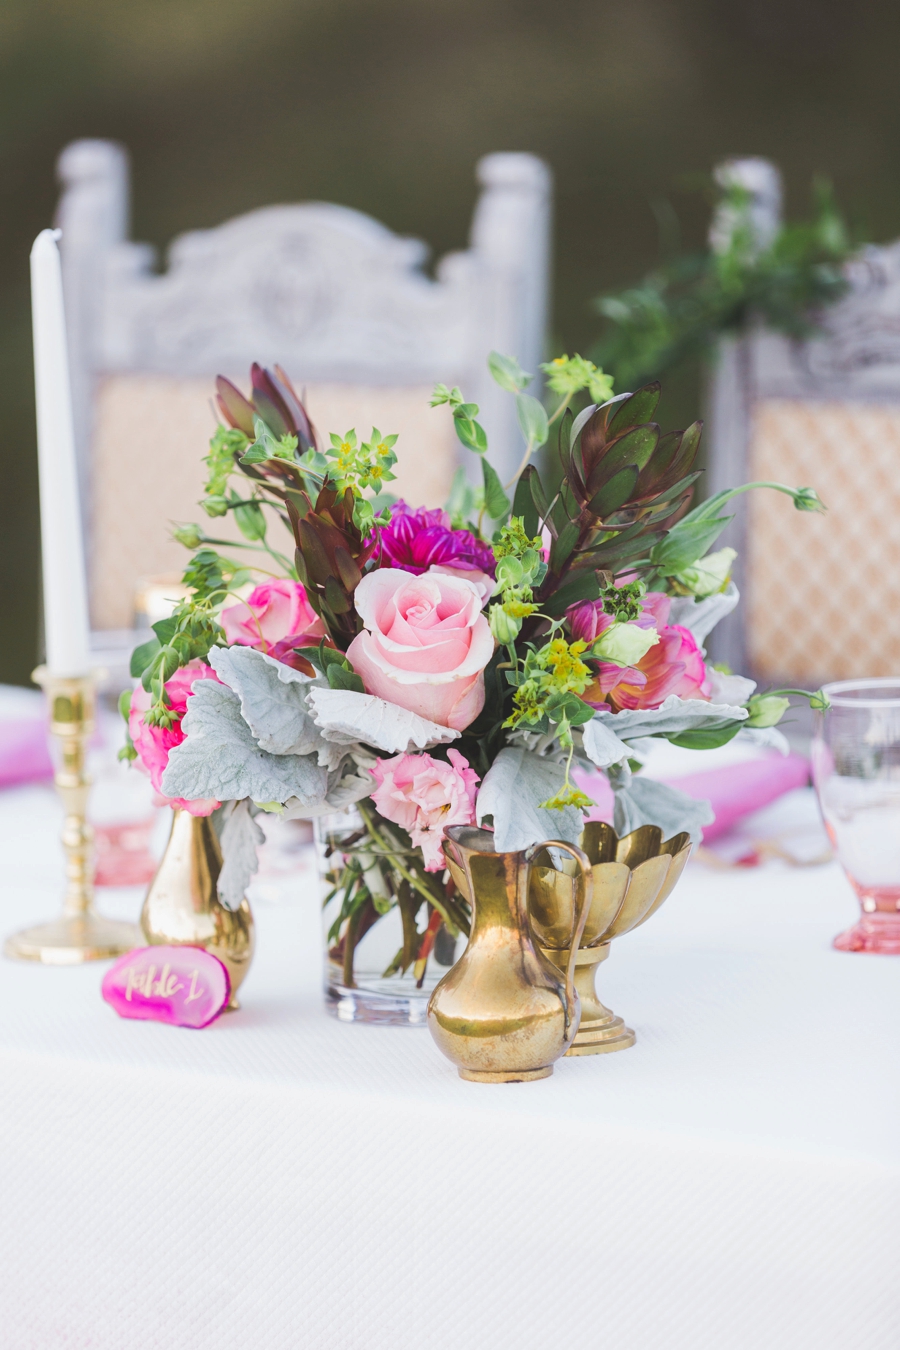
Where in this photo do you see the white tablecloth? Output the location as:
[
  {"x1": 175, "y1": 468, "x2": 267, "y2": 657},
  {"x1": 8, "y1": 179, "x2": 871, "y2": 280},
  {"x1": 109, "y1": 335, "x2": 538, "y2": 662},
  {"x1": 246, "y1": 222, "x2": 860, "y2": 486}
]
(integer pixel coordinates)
[{"x1": 0, "y1": 782, "x2": 898, "y2": 1350}]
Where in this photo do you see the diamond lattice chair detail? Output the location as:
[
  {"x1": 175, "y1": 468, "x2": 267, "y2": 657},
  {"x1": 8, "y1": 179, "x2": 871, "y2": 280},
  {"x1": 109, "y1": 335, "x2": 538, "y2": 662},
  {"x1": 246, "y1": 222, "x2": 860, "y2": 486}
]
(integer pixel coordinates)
[
  {"x1": 54, "y1": 140, "x2": 552, "y2": 673},
  {"x1": 704, "y1": 157, "x2": 900, "y2": 687}
]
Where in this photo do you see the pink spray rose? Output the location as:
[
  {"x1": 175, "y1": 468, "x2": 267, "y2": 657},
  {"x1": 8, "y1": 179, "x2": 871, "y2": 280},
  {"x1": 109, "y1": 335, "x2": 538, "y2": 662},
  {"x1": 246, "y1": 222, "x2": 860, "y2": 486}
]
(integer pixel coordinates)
[
  {"x1": 129, "y1": 659, "x2": 221, "y2": 816},
  {"x1": 221, "y1": 578, "x2": 325, "y2": 669},
  {"x1": 568, "y1": 591, "x2": 709, "y2": 712},
  {"x1": 346, "y1": 568, "x2": 494, "y2": 731},
  {"x1": 371, "y1": 749, "x2": 480, "y2": 871}
]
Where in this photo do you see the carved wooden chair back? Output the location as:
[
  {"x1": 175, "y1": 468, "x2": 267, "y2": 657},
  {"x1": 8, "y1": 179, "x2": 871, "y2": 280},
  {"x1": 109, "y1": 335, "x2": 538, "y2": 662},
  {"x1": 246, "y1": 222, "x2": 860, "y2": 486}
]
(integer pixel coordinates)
[
  {"x1": 704, "y1": 157, "x2": 900, "y2": 687},
  {"x1": 55, "y1": 140, "x2": 552, "y2": 636}
]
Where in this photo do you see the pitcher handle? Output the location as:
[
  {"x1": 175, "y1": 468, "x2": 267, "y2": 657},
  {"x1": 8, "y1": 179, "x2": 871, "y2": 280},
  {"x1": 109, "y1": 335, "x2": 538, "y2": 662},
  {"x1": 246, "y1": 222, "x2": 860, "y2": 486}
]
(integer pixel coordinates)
[{"x1": 527, "y1": 839, "x2": 593, "y2": 1040}]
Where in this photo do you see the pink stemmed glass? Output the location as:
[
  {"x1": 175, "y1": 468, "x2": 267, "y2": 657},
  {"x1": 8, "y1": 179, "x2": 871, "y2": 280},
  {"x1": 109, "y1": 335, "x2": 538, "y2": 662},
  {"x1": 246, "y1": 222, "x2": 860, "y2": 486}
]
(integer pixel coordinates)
[{"x1": 812, "y1": 679, "x2": 900, "y2": 954}]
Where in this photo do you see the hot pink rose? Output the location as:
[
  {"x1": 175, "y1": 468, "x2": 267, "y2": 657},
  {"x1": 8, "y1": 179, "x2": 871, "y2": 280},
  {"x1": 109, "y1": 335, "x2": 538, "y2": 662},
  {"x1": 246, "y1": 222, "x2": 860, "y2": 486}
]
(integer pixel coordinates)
[
  {"x1": 371, "y1": 749, "x2": 480, "y2": 871},
  {"x1": 221, "y1": 579, "x2": 325, "y2": 669},
  {"x1": 346, "y1": 568, "x2": 494, "y2": 731},
  {"x1": 129, "y1": 659, "x2": 221, "y2": 816}
]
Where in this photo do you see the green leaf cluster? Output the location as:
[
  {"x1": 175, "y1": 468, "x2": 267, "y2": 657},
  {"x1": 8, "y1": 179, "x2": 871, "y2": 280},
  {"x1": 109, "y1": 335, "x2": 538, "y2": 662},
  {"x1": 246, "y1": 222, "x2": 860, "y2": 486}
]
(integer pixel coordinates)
[
  {"x1": 594, "y1": 178, "x2": 854, "y2": 388},
  {"x1": 430, "y1": 384, "x2": 489, "y2": 454},
  {"x1": 293, "y1": 640, "x2": 366, "y2": 694}
]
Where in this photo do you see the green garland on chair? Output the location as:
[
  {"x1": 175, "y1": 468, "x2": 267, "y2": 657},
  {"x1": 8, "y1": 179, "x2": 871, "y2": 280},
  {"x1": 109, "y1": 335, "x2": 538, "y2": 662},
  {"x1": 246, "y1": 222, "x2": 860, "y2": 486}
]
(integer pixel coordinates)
[{"x1": 592, "y1": 178, "x2": 855, "y2": 389}]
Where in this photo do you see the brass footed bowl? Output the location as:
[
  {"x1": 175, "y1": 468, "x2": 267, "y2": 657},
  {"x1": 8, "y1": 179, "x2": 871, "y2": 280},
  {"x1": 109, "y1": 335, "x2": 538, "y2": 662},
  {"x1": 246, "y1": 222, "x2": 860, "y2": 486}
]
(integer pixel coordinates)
[{"x1": 528, "y1": 822, "x2": 692, "y2": 1055}]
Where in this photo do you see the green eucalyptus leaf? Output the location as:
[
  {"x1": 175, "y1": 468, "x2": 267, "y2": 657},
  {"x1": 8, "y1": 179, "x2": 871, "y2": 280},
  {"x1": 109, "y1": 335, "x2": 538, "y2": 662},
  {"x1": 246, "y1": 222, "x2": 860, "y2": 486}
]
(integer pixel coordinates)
[
  {"x1": 130, "y1": 637, "x2": 161, "y2": 679},
  {"x1": 326, "y1": 663, "x2": 366, "y2": 694},
  {"x1": 650, "y1": 517, "x2": 732, "y2": 573},
  {"x1": 528, "y1": 464, "x2": 551, "y2": 526},
  {"x1": 488, "y1": 351, "x2": 532, "y2": 393},
  {"x1": 454, "y1": 415, "x2": 489, "y2": 454},
  {"x1": 515, "y1": 393, "x2": 549, "y2": 449},
  {"x1": 482, "y1": 458, "x2": 510, "y2": 521},
  {"x1": 666, "y1": 724, "x2": 743, "y2": 750},
  {"x1": 233, "y1": 500, "x2": 267, "y2": 541},
  {"x1": 512, "y1": 467, "x2": 540, "y2": 537},
  {"x1": 151, "y1": 617, "x2": 178, "y2": 644}
]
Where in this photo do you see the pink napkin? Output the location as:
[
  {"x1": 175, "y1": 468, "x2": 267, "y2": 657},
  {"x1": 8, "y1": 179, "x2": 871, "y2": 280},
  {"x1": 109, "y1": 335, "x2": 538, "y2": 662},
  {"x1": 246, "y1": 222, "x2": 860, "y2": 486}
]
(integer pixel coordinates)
[
  {"x1": 0, "y1": 711, "x2": 54, "y2": 787},
  {"x1": 573, "y1": 753, "x2": 810, "y2": 842}
]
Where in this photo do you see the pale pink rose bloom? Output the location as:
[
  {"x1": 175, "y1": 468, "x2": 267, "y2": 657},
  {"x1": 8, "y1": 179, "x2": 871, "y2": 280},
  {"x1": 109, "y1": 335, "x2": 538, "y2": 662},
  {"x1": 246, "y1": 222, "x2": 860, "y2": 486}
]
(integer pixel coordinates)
[
  {"x1": 221, "y1": 578, "x2": 325, "y2": 669},
  {"x1": 428, "y1": 564, "x2": 494, "y2": 605},
  {"x1": 370, "y1": 749, "x2": 480, "y2": 871},
  {"x1": 347, "y1": 568, "x2": 494, "y2": 731},
  {"x1": 129, "y1": 659, "x2": 221, "y2": 816}
]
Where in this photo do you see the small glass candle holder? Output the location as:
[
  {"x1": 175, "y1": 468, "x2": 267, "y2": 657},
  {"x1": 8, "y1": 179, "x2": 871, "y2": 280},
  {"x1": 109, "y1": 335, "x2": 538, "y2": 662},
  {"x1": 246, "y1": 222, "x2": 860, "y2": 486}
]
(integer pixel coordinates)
[{"x1": 812, "y1": 679, "x2": 900, "y2": 954}]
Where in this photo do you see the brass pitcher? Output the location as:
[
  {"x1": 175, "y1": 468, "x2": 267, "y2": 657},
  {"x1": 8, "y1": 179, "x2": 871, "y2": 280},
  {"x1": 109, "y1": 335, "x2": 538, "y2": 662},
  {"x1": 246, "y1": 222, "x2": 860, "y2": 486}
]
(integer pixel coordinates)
[
  {"x1": 427, "y1": 826, "x2": 592, "y2": 1082},
  {"x1": 140, "y1": 808, "x2": 255, "y2": 1010}
]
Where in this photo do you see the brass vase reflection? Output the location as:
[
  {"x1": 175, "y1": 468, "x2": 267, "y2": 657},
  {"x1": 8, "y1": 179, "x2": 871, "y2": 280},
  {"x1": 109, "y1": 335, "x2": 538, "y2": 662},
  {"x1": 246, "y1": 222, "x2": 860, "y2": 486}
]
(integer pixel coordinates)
[
  {"x1": 427, "y1": 826, "x2": 592, "y2": 1082},
  {"x1": 140, "y1": 808, "x2": 255, "y2": 1010},
  {"x1": 529, "y1": 822, "x2": 692, "y2": 1054}
]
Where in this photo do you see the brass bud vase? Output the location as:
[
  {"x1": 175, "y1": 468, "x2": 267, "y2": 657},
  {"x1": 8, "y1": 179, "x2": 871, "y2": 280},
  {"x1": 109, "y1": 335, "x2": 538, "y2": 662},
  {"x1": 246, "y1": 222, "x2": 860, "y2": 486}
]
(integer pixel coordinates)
[
  {"x1": 529, "y1": 822, "x2": 692, "y2": 1054},
  {"x1": 427, "y1": 826, "x2": 592, "y2": 1082},
  {"x1": 140, "y1": 808, "x2": 255, "y2": 1010}
]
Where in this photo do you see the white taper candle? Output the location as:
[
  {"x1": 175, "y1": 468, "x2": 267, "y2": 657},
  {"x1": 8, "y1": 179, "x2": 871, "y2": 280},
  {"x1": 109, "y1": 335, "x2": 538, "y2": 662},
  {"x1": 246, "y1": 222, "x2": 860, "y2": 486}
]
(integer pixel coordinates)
[{"x1": 30, "y1": 228, "x2": 91, "y2": 677}]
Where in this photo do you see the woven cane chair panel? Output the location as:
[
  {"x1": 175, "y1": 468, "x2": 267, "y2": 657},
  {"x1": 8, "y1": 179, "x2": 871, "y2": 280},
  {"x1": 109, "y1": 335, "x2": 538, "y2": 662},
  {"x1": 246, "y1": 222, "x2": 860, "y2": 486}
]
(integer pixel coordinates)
[
  {"x1": 746, "y1": 399, "x2": 900, "y2": 684},
  {"x1": 89, "y1": 374, "x2": 457, "y2": 630}
]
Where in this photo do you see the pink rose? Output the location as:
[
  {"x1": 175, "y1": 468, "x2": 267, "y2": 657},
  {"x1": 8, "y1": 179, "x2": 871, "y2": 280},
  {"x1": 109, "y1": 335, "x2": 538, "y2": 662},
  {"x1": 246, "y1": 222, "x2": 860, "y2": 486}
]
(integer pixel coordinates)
[
  {"x1": 346, "y1": 568, "x2": 494, "y2": 731},
  {"x1": 129, "y1": 659, "x2": 221, "y2": 816},
  {"x1": 371, "y1": 749, "x2": 480, "y2": 871},
  {"x1": 221, "y1": 579, "x2": 325, "y2": 669},
  {"x1": 569, "y1": 591, "x2": 709, "y2": 712},
  {"x1": 429, "y1": 565, "x2": 494, "y2": 605}
]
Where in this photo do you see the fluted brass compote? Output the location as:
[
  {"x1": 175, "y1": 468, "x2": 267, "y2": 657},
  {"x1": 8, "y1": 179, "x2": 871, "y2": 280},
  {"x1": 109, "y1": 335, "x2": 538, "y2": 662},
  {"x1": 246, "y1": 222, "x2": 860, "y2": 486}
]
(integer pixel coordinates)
[{"x1": 528, "y1": 823, "x2": 692, "y2": 1055}]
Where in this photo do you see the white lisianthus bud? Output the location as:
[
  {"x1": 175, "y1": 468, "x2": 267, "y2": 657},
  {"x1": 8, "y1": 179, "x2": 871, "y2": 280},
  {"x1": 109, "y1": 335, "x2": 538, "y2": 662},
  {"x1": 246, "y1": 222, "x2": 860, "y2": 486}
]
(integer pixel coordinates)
[
  {"x1": 746, "y1": 694, "x2": 790, "y2": 728},
  {"x1": 671, "y1": 546, "x2": 737, "y2": 598},
  {"x1": 489, "y1": 604, "x2": 522, "y2": 644},
  {"x1": 593, "y1": 621, "x2": 659, "y2": 668}
]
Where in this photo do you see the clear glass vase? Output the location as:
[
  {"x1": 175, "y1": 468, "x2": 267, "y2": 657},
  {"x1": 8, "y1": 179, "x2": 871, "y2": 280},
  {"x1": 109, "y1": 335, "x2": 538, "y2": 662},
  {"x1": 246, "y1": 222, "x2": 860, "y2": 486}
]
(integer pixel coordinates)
[
  {"x1": 812, "y1": 678, "x2": 900, "y2": 954},
  {"x1": 315, "y1": 805, "x2": 463, "y2": 1025}
]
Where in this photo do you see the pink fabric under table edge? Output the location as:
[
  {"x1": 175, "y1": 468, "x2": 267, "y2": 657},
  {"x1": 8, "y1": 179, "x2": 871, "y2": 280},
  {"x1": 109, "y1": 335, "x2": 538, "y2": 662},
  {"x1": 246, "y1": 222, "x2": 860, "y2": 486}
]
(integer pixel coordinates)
[
  {"x1": 0, "y1": 719, "x2": 54, "y2": 788},
  {"x1": 573, "y1": 754, "x2": 810, "y2": 842}
]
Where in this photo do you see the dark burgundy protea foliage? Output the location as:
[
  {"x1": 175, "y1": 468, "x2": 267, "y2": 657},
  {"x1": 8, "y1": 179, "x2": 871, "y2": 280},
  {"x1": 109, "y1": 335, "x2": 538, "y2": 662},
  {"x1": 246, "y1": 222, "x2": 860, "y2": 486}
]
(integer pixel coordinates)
[
  {"x1": 287, "y1": 484, "x2": 379, "y2": 651},
  {"x1": 215, "y1": 365, "x2": 375, "y2": 649},
  {"x1": 524, "y1": 382, "x2": 702, "y2": 620},
  {"x1": 217, "y1": 363, "x2": 316, "y2": 453}
]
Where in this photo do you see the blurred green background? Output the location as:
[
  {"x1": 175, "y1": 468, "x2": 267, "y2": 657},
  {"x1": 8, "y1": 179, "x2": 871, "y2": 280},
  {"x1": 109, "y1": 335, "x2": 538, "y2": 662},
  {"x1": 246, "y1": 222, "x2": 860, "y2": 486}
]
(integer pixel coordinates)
[{"x1": 2, "y1": 0, "x2": 898, "y2": 684}]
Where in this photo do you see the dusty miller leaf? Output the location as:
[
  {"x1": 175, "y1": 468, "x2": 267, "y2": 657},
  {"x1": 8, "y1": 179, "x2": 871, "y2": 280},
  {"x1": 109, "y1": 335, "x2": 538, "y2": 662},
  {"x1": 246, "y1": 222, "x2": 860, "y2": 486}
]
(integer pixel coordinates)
[
  {"x1": 476, "y1": 747, "x2": 584, "y2": 852},
  {"x1": 282, "y1": 753, "x2": 377, "y2": 819},
  {"x1": 580, "y1": 718, "x2": 631, "y2": 769},
  {"x1": 207, "y1": 645, "x2": 342, "y2": 767},
  {"x1": 593, "y1": 695, "x2": 748, "y2": 743},
  {"x1": 216, "y1": 799, "x2": 265, "y2": 910},
  {"x1": 610, "y1": 773, "x2": 713, "y2": 844},
  {"x1": 306, "y1": 687, "x2": 459, "y2": 754},
  {"x1": 161, "y1": 681, "x2": 328, "y2": 806}
]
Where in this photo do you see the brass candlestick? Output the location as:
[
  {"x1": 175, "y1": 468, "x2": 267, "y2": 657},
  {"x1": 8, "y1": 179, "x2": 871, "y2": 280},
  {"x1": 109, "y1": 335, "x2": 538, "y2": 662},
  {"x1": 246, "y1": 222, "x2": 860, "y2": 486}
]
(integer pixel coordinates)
[{"x1": 4, "y1": 667, "x2": 140, "y2": 964}]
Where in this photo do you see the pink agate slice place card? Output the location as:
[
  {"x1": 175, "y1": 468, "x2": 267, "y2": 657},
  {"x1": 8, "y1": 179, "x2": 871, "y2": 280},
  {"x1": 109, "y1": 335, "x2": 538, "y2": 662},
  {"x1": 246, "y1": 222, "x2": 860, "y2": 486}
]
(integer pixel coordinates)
[{"x1": 102, "y1": 946, "x2": 230, "y2": 1028}]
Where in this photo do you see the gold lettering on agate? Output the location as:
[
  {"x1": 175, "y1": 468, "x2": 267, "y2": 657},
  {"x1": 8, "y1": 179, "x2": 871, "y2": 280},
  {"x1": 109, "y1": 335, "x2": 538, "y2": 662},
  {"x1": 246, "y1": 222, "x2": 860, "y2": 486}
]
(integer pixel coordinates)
[
  {"x1": 184, "y1": 970, "x2": 205, "y2": 1004},
  {"x1": 124, "y1": 962, "x2": 183, "y2": 1001}
]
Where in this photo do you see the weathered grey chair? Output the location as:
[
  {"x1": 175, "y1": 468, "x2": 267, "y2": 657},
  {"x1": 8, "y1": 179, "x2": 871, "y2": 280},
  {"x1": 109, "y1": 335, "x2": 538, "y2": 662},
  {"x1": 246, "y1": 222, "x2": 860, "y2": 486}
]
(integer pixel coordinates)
[
  {"x1": 55, "y1": 140, "x2": 552, "y2": 644},
  {"x1": 704, "y1": 156, "x2": 900, "y2": 687}
]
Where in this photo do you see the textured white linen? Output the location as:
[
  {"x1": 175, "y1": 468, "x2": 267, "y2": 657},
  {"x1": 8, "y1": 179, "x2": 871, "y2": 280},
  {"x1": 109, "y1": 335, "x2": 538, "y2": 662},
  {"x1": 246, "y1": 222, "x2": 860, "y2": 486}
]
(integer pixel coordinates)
[{"x1": 0, "y1": 783, "x2": 898, "y2": 1350}]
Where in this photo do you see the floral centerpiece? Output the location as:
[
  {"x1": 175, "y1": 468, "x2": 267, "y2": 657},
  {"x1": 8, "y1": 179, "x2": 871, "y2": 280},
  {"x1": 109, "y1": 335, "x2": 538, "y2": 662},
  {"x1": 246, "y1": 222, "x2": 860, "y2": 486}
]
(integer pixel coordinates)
[{"x1": 122, "y1": 356, "x2": 824, "y2": 1018}]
